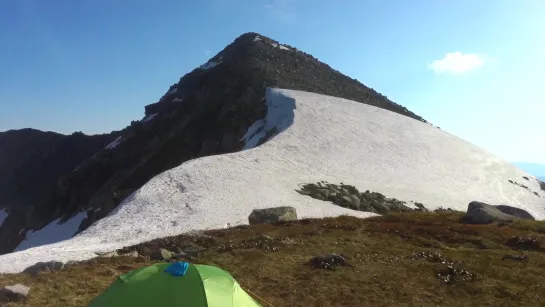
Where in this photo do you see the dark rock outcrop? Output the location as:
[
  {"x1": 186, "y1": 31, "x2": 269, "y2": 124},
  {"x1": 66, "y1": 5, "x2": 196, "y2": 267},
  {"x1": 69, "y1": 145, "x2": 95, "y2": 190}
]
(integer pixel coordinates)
[
  {"x1": 309, "y1": 253, "x2": 354, "y2": 270},
  {"x1": 1, "y1": 32, "x2": 427, "y2": 254},
  {"x1": 460, "y1": 201, "x2": 534, "y2": 224},
  {"x1": 296, "y1": 182, "x2": 416, "y2": 214},
  {"x1": 0, "y1": 129, "x2": 119, "y2": 254},
  {"x1": 22, "y1": 260, "x2": 65, "y2": 275}
]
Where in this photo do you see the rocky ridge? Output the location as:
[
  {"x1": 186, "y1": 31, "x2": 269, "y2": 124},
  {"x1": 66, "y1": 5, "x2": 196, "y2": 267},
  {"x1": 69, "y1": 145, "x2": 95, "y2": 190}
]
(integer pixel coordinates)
[{"x1": 0, "y1": 129, "x2": 119, "y2": 254}]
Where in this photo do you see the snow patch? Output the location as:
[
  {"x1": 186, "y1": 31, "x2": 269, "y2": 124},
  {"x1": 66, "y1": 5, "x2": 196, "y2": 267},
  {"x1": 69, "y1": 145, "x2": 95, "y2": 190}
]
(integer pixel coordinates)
[
  {"x1": 14, "y1": 212, "x2": 87, "y2": 253},
  {"x1": 143, "y1": 113, "x2": 158, "y2": 123},
  {"x1": 168, "y1": 88, "x2": 178, "y2": 95},
  {"x1": 105, "y1": 136, "x2": 123, "y2": 150},
  {"x1": 0, "y1": 210, "x2": 7, "y2": 228},
  {"x1": 199, "y1": 61, "x2": 222, "y2": 70},
  {"x1": 0, "y1": 88, "x2": 543, "y2": 273},
  {"x1": 172, "y1": 97, "x2": 183, "y2": 103},
  {"x1": 242, "y1": 88, "x2": 295, "y2": 149},
  {"x1": 270, "y1": 42, "x2": 290, "y2": 51},
  {"x1": 253, "y1": 36, "x2": 261, "y2": 42}
]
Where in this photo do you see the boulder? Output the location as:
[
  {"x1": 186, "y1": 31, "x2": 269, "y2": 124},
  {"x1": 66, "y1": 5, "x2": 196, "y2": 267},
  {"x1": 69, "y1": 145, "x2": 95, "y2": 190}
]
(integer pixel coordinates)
[
  {"x1": 495, "y1": 205, "x2": 535, "y2": 220},
  {"x1": 95, "y1": 250, "x2": 119, "y2": 258},
  {"x1": 179, "y1": 244, "x2": 204, "y2": 257},
  {"x1": 461, "y1": 202, "x2": 533, "y2": 224},
  {"x1": 0, "y1": 284, "x2": 30, "y2": 303},
  {"x1": 248, "y1": 206, "x2": 297, "y2": 225},
  {"x1": 119, "y1": 251, "x2": 139, "y2": 258},
  {"x1": 22, "y1": 261, "x2": 64, "y2": 275},
  {"x1": 347, "y1": 195, "x2": 361, "y2": 210},
  {"x1": 151, "y1": 248, "x2": 174, "y2": 261}
]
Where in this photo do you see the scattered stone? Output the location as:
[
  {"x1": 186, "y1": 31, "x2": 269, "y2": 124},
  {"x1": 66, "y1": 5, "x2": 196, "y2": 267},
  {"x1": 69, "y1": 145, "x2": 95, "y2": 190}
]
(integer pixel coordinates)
[
  {"x1": 215, "y1": 236, "x2": 281, "y2": 253},
  {"x1": 64, "y1": 260, "x2": 81, "y2": 268},
  {"x1": 22, "y1": 261, "x2": 64, "y2": 275},
  {"x1": 505, "y1": 236, "x2": 541, "y2": 250},
  {"x1": 502, "y1": 254, "x2": 529, "y2": 261},
  {"x1": 433, "y1": 207, "x2": 460, "y2": 213},
  {"x1": 95, "y1": 250, "x2": 119, "y2": 257},
  {"x1": 414, "y1": 202, "x2": 428, "y2": 212},
  {"x1": 171, "y1": 252, "x2": 190, "y2": 261},
  {"x1": 437, "y1": 265, "x2": 475, "y2": 284},
  {"x1": 151, "y1": 248, "x2": 174, "y2": 261},
  {"x1": 119, "y1": 251, "x2": 139, "y2": 258},
  {"x1": 309, "y1": 253, "x2": 354, "y2": 270},
  {"x1": 460, "y1": 202, "x2": 533, "y2": 224},
  {"x1": 248, "y1": 206, "x2": 298, "y2": 224},
  {"x1": 258, "y1": 234, "x2": 274, "y2": 241},
  {"x1": 539, "y1": 180, "x2": 545, "y2": 192},
  {"x1": 179, "y1": 244, "x2": 205, "y2": 257},
  {"x1": 523, "y1": 176, "x2": 530, "y2": 181},
  {"x1": 408, "y1": 251, "x2": 456, "y2": 264},
  {"x1": 0, "y1": 284, "x2": 30, "y2": 303}
]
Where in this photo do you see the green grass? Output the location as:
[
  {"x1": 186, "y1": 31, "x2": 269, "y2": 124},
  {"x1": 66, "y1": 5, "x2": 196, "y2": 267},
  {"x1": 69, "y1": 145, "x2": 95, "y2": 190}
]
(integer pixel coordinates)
[{"x1": 2, "y1": 212, "x2": 545, "y2": 306}]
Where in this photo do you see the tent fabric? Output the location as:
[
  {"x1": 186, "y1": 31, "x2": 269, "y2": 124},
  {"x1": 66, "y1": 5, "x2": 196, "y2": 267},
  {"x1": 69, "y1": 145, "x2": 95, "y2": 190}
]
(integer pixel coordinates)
[
  {"x1": 195, "y1": 265, "x2": 261, "y2": 307},
  {"x1": 164, "y1": 261, "x2": 189, "y2": 277},
  {"x1": 88, "y1": 262, "x2": 261, "y2": 307}
]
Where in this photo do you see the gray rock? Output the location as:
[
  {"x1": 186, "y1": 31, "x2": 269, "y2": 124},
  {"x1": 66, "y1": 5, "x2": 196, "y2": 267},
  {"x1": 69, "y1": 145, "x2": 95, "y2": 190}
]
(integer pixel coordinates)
[
  {"x1": 0, "y1": 284, "x2": 30, "y2": 303},
  {"x1": 179, "y1": 244, "x2": 204, "y2": 257},
  {"x1": 95, "y1": 250, "x2": 119, "y2": 257},
  {"x1": 248, "y1": 206, "x2": 297, "y2": 224},
  {"x1": 348, "y1": 195, "x2": 361, "y2": 210},
  {"x1": 461, "y1": 202, "x2": 524, "y2": 224},
  {"x1": 495, "y1": 205, "x2": 535, "y2": 220},
  {"x1": 64, "y1": 260, "x2": 81, "y2": 268},
  {"x1": 119, "y1": 251, "x2": 139, "y2": 258},
  {"x1": 172, "y1": 252, "x2": 190, "y2": 261},
  {"x1": 258, "y1": 234, "x2": 274, "y2": 241},
  {"x1": 22, "y1": 261, "x2": 64, "y2": 275},
  {"x1": 151, "y1": 248, "x2": 174, "y2": 261}
]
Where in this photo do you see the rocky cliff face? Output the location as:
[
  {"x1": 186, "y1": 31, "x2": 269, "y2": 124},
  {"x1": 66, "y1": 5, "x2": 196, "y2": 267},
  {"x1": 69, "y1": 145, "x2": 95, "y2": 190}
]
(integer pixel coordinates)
[
  {"x1": 0, "y1": 32, "x2": 427, "y2": 255},
  {"x1": 0, "y1": 129, "x2": 119, "y2": 253}
]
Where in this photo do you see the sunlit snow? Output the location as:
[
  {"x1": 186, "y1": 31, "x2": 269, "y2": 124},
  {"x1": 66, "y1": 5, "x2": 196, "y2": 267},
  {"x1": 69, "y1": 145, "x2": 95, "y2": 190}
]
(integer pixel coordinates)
[
  {"x1": 0, "y1": 88, "x2": 543, "y2": 273},
  {"x1": 199, "y1": 61, "x2": 222, "y2": 70},
  {"x1": 143, "y1": 113, "x2": 158, "y2": 122},
  {"x1": 105, "y1": 136, "x2": 123, "y2": 150}
]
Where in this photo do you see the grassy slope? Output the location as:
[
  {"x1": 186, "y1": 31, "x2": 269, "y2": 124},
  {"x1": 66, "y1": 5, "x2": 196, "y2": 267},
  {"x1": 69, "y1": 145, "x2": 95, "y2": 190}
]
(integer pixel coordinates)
[{"x1": 2, "y1": 212, "x2": 545, "y2": 306}]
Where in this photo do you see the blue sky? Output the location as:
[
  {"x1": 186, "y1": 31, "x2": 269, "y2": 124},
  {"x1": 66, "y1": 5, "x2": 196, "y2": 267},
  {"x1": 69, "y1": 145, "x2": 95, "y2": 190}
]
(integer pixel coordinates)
[{"x1": 0, "y1": 0, "x2": 543, "y2": 164}]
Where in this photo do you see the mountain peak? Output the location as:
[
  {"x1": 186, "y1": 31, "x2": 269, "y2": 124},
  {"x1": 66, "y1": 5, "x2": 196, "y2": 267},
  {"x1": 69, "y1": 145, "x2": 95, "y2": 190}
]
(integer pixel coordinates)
[
  {"x1": 1, "y1": 31, "x2": 427, "y2": 255},
  {"x1": 146, "y1": 32, "x2": 426, "y2": 124}
]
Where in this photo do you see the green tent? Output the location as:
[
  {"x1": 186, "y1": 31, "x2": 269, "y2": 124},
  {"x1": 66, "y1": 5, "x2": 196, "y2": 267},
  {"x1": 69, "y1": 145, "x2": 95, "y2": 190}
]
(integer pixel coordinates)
[{"x1": 89, "y1": 262, "x2": 261, "y2": 307}]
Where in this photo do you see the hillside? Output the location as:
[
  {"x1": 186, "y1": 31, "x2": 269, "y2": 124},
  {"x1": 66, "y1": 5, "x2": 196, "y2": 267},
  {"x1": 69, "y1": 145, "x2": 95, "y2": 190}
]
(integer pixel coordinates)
[
  {"x1": 0, "y1": 32, "x2": 429, "y2": 255},
  {"x1": 3, "y1": 212, "x2": 545, "y2": 306},
  {"x1": 0, "y1": 88, "x2": 543, "y2": 274},
  {"x1": 0, "y1": 129, "x2": 119, "y2": 254}
]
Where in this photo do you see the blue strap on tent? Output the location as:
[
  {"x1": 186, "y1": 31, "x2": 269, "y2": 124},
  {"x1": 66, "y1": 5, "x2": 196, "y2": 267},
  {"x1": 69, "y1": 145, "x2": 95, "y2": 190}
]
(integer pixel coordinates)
[{"x1": 164, "y1": 262, "x2": 190, "y2": 277}]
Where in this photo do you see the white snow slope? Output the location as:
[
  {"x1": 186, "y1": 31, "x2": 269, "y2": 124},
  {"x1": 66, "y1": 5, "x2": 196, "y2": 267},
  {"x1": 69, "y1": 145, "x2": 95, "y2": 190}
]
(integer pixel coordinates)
[{"x1": 1, "y1": 88, "x2": 543, "y2": 273}]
